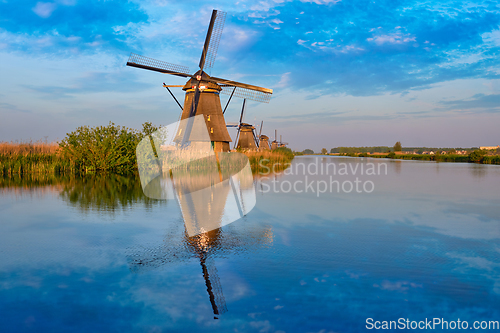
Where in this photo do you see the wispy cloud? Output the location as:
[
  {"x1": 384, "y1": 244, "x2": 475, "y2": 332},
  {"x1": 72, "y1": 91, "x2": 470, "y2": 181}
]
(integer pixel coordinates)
[
  {"x1": 23, "y1": 71, "x2": 155, "y2": 99},
  {"x1": 439, "y1": 93, "x2": 500, "y2": 111}
]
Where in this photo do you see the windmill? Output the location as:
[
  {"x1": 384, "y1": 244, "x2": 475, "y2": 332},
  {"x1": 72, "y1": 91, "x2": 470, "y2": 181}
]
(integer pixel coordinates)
[
  {"x1": 126, "y1": 9, "x2": 273, "y2": 152},
  {"x1": 258, "y1": 121, "x2": 270, "y2": 150},
  {"x1": 278, "y1": 134, "x2": 289, "y2": 148},
  {"x1": 227, "y1": 99, "x2": 260, "y2": 150},
  {"x1": 271, "y1": 129, "x2": 279, "y2": 150}
]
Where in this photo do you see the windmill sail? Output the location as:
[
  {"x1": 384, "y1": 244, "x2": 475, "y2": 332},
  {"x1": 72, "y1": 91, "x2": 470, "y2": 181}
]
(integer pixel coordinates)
[
  {"x1": 200, "y1": 10, "x2": 227, "y2": 72},
  {"x1": 127, "y1": 53, "x2": 190, "y2": 77}
]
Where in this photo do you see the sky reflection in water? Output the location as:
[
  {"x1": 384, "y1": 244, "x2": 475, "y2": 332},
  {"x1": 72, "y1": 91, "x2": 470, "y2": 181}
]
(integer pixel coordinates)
[{"x1": 0, "y1": 157, "x2": 499, "y2": 332}]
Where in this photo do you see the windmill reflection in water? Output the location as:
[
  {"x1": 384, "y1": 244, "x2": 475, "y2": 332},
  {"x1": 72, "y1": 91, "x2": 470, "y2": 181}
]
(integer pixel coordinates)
[{"x1": 128, "y1": 163, "x2": 273, "y2": 319}]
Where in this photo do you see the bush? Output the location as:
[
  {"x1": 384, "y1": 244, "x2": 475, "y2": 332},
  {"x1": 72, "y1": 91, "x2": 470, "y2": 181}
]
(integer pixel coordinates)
[
  {"x1": 59, "y1": 122, "x2": 157, "y2": 173},
  {"x1": 468, "y1": 149, "x2": 487, "y2": 163}
]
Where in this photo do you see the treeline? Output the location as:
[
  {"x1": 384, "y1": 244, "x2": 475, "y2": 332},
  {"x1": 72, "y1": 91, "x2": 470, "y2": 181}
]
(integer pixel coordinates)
[
  {"x1": 354, "y1": 150, "x2": 500, "y2": 164},
  {"x1": 330, "y1": 146, "x2": 391, "y2": 154}
]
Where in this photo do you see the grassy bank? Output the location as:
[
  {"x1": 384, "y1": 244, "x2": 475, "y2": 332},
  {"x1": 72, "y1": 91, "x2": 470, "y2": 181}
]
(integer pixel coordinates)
[
  {"x1": 342, "y1": 152, "x2": 500, "y2": 165},
  {"x1": 1, "y1": 140, "x2": 295, "y2": 177},
  {"x1": 0, "y1": 142, "x2": 75, "y2": 176},
  {"x1": 244, "y1": 147, "x2": 295, "y2": 174}
]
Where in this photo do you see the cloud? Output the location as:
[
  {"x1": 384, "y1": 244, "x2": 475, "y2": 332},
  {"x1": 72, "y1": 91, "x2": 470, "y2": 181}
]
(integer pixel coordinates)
[
  {"x1": 300, "y1": 0, "x2": 341, "y2": 4},
  {"x1": 3, "y1": 0, "x2": 500, "y2": 99},
  {"x1": 0, "y1": 102, "x2": 32, "y2": 113},
  {"x1": 275, "y1": 72, "x2": 291, "y2": 87},
  {"x1": 0, "y1": 0, "x2": 148, "y2": 54},
  {"x1": 270, "y1": 110, "x2": 345, "y2": 119},
  {"x1": 439, "y1": 93, "x2": 500, "y2": 111},
  {"x1": 23, "y1": 71, "x2": 155, "y2": 99},
  {"x1": 32, "y1": 2, "x2": 57, "y2": 18},
  {"x1": 367, "y1": 32, "x2": 416, "y2": 45}
]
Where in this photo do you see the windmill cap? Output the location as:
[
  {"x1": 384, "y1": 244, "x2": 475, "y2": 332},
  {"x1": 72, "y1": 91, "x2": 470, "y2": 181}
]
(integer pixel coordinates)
[{"x1": 183, "y1": 70, "x2": 221, "y2": 91}]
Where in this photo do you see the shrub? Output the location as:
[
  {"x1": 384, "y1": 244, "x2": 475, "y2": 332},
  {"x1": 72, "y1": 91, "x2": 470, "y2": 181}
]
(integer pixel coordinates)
[
  {"x1": 468, "y1": 149, "x2": 487, "y2": 163},
  {"x1": 59, "y1": 122, "x2": 157, "y2": 173}
]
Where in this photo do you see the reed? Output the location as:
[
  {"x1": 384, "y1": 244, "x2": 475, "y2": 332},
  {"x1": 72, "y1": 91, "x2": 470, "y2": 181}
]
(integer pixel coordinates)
[
  {"x1": 0, "y1": 141, "x2": 75, "y2": 176},
  {"x1": 243, "y1": 147, "x2": 295, "y2": 174}
]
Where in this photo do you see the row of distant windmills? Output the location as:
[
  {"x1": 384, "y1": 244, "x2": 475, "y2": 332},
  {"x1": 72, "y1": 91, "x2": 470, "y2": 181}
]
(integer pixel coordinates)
[
  {"x1": 126, "y1": 9, "x2": 288, "y2": 152},
  {"x1": 227, "y1": 99, "x2": 288, "y2": 150}
]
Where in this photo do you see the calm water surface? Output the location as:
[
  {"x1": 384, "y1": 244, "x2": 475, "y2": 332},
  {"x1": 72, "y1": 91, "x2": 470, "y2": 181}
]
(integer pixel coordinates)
[{"x1": 1, "y1": 156, "x2": 500, "y2": 332}]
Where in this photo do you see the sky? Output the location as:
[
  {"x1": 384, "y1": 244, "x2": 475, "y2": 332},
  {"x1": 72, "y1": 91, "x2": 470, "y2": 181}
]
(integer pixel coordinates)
[{"x1": 1, "y1": 0, "x2": 500, "y2": 151}]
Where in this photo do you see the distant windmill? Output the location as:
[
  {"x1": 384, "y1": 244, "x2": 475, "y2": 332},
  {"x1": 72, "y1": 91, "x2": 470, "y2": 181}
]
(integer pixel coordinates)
[
  {"x1": 227, "y1": 99, "x2": 260, "y2": 150},
  {"x1": 126, "y1": 9, "x2": 273, "y2": 152},
  {"x1": 271, "y1": 129, "x2": 279, "y2": 149},
  {"x1": 278, "y1": 134, "x2": 289, "y2": 148},
  {"x1": 258, "y1": 121, "x2": 270, "y2": 150}
]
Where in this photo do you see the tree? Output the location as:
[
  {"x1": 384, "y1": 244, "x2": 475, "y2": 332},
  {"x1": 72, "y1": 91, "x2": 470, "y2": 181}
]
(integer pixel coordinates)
[
  {"x1": 394, "y1": 141, "x2": 402, "y2": 152},
  {"x1": 469, "y1": 149, "x2": 487, "y2": 163},
  {"x1": 303, "y1": 149, "x2": 314, "y2": 155},
  {"x1": 321, "y1": 148, "x2": 328, "y2": 154},
  {"x1": 59, "y1": 122, "x2": 157, "y2": 172}
]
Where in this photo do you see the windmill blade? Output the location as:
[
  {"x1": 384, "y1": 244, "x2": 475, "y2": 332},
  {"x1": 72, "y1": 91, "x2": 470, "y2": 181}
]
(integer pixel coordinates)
[
  {"x1": 199, "y1": 10, "x2": 227, "y2": 72},
  {"x1": 219, "y1": 85, "x2": 272, "y2": 103},
  {"x1": 200, "y1": 256, "x2": 227, "y2": 317},
  {"x1": 127, "y1": 53, "x2": 191, "y2": 78},
  {"x1": 179, "y1": 81, "x2": 203, "y2": 146},
  {"x1": 259, "y1": 120, "x2": 263, "y2": 138},
  {"x1": 190, "y1": 83, "x2": 203, "y2": 118},
  {"x1": 233, "y1": 99, "x2": 246, "y2": 149},
  {"x1": 253, "y1": 128, "x2": 260, "y2": 148},
  {"x1": 239, "y1": 99, "x2": 246, "y2": 125}
]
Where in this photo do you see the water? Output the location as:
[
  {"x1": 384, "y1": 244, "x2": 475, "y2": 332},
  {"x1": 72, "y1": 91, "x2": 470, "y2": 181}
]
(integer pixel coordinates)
[{"x1": 1, "y1": 157, "x2": 500, "y2": 332}]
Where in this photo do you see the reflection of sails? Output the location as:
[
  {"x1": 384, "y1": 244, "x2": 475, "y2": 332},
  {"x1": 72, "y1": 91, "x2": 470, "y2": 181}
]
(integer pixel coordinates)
[{"x1": 128, "y1": 221, "x2": 273, "y2": 318}]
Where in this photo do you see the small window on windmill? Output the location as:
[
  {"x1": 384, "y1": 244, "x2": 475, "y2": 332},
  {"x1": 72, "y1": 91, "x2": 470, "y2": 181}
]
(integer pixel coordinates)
[
  {"x1": 207, "y1": 115, "x2": 211, "y2": 122},
  {"x1": 210, "y1": 127, "x2": 214, "y2": 134}
]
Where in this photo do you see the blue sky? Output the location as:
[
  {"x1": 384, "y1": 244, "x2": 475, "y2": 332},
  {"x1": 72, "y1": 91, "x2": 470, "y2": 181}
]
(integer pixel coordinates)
[{"x1": 1, "y1": 0, "x2": 500, "y2": 150}]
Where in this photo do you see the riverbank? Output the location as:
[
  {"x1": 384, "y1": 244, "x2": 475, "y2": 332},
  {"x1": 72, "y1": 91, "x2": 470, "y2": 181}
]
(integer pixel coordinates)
[
  {"x1": 333, "y1": 152, "x2": 500, "y2": 164},
  {"x1": 0, "y1": 141, "x2": 295, "y2": 176}
]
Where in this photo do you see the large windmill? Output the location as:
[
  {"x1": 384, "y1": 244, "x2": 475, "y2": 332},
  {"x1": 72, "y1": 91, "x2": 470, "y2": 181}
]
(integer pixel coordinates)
[{"x1": 126, "y1": 10, "x2": 273, "y2": 152}]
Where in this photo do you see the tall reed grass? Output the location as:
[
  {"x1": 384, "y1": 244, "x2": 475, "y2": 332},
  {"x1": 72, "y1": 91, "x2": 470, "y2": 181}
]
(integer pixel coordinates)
[
  {"x1": 0, "y1": 141, "x2": 75, "y2": 176},
  {"x1": 244, "y1": 147, "x2": 295, "y2": 174}
]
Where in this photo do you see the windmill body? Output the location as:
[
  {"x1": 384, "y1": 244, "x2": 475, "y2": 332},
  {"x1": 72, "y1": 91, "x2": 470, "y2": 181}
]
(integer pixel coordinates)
[
  {"x1": 126, "y1": 10, "x2": 272, "y2": 152},
  {"x1": 180, "y1": 71, "x2": 232, "y2": 152},
  {"x1": 259, "y1": 135, "x2": 270, "y2": 150},
  {"x1": 236, "y1": 123, "x2": 258, "y2": 150}
]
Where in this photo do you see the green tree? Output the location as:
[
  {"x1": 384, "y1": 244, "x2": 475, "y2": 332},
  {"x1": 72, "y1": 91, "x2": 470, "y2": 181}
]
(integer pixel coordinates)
[
  {"x1": 394, "y1": 141, "x2": 402, "y2": 152},
  {"x1": 59, "y1": 122, "x2": 157, "y2": 173},
  {"x1": 468, "y1": 149, "x2": 487, "y2": 163},
  {"x1": 387, "y1": 152, "x2": 396, "y2": 159},
  {"x1": 321, "y1": 148, "x2": 327, "y2": 154},
  {"x1": 303, "y1": 149, "x2": 314, "y2": 155}
]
